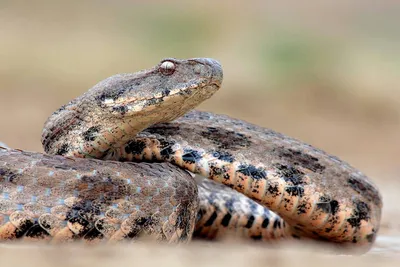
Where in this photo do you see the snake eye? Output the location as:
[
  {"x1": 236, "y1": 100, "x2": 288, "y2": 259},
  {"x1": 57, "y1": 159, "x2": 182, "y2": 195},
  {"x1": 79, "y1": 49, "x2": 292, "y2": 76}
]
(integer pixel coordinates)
[{"x1": 159, "y1": 61, "x2": 176, "y2": 75}]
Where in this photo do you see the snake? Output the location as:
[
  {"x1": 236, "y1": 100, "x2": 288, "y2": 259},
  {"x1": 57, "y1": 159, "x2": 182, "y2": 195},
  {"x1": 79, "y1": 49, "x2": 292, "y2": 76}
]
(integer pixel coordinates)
[{"x1": 0, "y1": 58, "x2": 382, "y2": 253}]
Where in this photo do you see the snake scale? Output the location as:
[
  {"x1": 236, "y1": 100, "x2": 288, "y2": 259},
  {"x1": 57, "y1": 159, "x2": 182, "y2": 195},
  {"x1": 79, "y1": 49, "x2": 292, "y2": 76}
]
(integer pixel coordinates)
[{"x1": 0, "y1": 58, "x2": 382, "y2": 253}]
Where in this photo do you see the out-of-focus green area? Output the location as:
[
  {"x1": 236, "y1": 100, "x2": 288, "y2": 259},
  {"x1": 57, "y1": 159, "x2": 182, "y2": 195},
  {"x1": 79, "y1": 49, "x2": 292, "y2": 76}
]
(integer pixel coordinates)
[{"x1": 0, "y1": 0, "x2": 399, "y2": 185}]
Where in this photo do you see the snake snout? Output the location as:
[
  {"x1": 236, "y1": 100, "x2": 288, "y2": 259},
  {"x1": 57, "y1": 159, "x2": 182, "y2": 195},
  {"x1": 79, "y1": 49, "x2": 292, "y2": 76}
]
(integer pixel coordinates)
[{"x1": 193, "y1": 58, "x2": 223, "y2": 87}]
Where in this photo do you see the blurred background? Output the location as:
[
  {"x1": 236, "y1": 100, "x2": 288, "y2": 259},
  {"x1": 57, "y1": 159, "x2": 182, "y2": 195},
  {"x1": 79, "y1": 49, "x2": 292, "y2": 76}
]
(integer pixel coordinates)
[{"x1": 0, "y1": 0, "x2": 399, "y2": 242}]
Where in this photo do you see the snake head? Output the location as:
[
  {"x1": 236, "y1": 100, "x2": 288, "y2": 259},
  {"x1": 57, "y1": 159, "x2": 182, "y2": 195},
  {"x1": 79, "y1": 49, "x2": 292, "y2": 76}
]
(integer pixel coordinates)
[
  {"x1": 41, "y1": 58, "x2": 223, "y2": 156},
  {"x1": 89, "y1": 57, "x2": 223, "y2": 120}
]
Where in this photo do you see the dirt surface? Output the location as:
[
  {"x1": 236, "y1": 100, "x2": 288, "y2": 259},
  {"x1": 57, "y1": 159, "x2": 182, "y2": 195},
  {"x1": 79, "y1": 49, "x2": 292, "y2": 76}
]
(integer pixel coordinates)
[{"x1": 0, "y1": 239, "x2": 399, "y2": 267}]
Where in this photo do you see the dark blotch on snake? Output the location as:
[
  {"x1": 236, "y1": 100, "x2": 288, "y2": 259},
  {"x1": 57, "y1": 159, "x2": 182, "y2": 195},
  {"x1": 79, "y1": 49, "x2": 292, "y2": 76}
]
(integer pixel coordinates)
[
  {"x1": 25, "y1": 223, "x2": 50, "y2": 239},
  {"x1": 347, "y1": 201, "x2": 371, "y2": 228},
  {"x1": 83, "y1": 126, "x2": 101, "y2": 142},
  {"x1": 348, "y1": 177, "x2": 381, "y2": 207},
  {"x1": 296, "y1": 203, "x2": 308, "y2": 214},
  {"x1": 112, "y1": 105, "x2": 128, "y2": 114},
  {"x1": 274, "y1": 163, "x2": 305, "y2": 185},
  {"x1": 125, "y1": 140, "x2": 147, "y2": 155},
  {"x1": 211, "y1": 151, "x2": 235, "y2": 163},
  {"x1": 273, "y1": 220, "x2": 281, "y2": 229},
  {"x1": 221, "y1": 213, "x2": 232, "y2": 227},
  {"x1": 261, "y1": 217, "x2": 270, "y2": 228},
  {"x1": 251, "y1": 235, "x2": 262, "y2": 241},
  {"x1": 201, "y1": 127, "x2": 251, "y2": 150},
  {"x1": 158, "y1": 139, "x2": 176, "y2": 159},
  {"x1": 316, "y1": 197, "x2": 339, "y2": 215},
  {"x1": 125, "y1": 217, "x2": 152, "y2": 239},
  {"x1": 237, "y1": 164, "x2": 267, "y2": 180},
  {"x1": 144, "y1": 125, "x2": 181, "y2": 137},
  {"x1": 285, "y1": 186, "x2": 304, "y2": 197},
  {"x1": 0, "y1": 168, "x2": 17, "y2": 182},
  {"x1": 84, "y1": 227, "x2": 104, "y2": 240},
  {"x1": 97, "y1": 87, "x2": 126, "y2": 104},
  {"x1": 182, "y1": 149, "x2": 202, "y2": 164},
  {"x1": 204, "y1": 211, "x2": 218, "y2": 227},
  {"x1": 162, "y1": 89, "x2": 171, "y2": 97},
  {"x1": 14, "y1": 219, "x2": 35, "y2": 238},
  {"x1": 56, "y1": 143, "x2": 70, "y2": 155},
  {"x1": 210, "y1": 165, "x2": 224, "y2": 177},
  {"x1": 276, "y1": 148, "x2": 326, "y2": 173},
  {"x1": 245, "y1": 215, "x2": 255, "y2": 228},
  {"x1": 267, "y1": 184, "x2": 280, "y2": 196}
]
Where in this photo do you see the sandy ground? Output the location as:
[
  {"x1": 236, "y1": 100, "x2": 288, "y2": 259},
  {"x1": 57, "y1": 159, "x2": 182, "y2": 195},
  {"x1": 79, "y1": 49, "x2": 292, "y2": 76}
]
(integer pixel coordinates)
[{"x1": 0, "y1": 238, "x2": 399, "y2": 267}]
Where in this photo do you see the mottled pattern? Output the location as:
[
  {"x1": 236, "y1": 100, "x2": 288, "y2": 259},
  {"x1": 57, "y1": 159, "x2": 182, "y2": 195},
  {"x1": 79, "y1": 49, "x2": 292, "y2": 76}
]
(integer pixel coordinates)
[
  {"x1": 111, "y1": 110, "x2": 381, "y2": 251},
  {"x1": 195, "y1": 178, "x2": 290, "y2": 241},
  {"x1": 0, "y1": 57, "x2": 382, "y2": 253},
  {"x1": 0, "y1": 148, "x2": 198, "y2": 243}
]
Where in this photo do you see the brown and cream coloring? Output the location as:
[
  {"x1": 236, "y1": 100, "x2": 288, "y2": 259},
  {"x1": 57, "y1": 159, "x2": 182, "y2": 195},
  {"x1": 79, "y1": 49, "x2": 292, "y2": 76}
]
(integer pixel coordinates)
[{"x1": 0, "y1": 58, "x2": 381, "y2": 253}]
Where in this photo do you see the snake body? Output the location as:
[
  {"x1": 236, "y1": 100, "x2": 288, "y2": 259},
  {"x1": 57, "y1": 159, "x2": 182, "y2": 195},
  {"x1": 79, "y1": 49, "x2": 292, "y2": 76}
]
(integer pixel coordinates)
[{"x1": 0, "y1": 58, "x2": 382, "y2": 253}]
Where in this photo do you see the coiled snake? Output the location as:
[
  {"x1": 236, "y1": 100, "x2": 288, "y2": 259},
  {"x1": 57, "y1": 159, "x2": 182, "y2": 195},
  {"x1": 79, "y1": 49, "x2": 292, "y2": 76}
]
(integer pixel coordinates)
[{"x1": 0, "y1": 58, "x2": 382, "y2": 253}]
